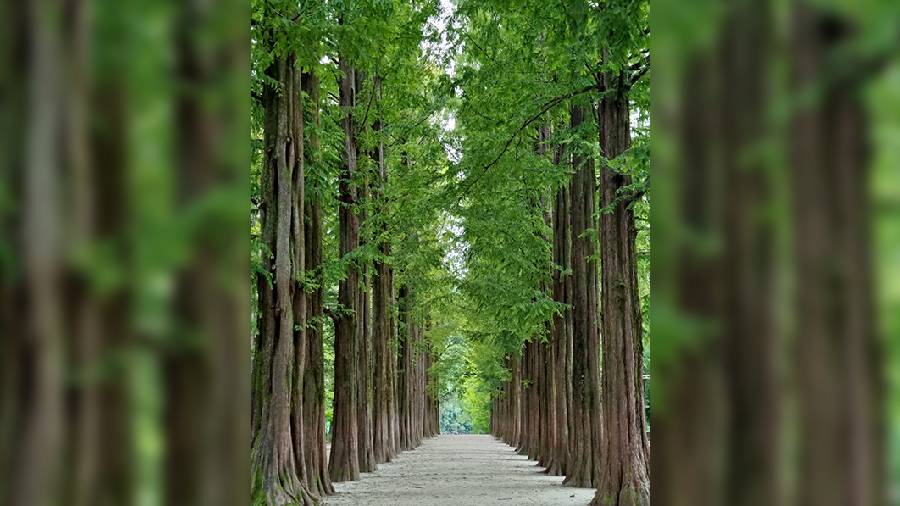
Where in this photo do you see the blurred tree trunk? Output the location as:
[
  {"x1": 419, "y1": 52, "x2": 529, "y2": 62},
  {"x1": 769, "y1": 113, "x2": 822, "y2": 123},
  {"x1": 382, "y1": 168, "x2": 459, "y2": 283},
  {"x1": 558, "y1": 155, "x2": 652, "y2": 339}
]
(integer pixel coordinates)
[
  {"x1": 719, "y1": 2, "x2": 781, "y2": 504},
  {"x1": 2, "y1": 2, "x2": 136, "y2": 504},
  {"x1": 3, "y1": 2, "x2": 67, "y2": 504},
  {"x1": 650, "y1": 50, "x2": 727, "y2": 506},
  {"x1": 650, "y1": 1, "x2": 777, "y2": 504},
  {"x1": 791, "y1": 4, "x2": 883, "y2": 506},
  {"x1": 0, "y1": 0, "x2": 26, "y2": 496},
  {"x1": 167, "y1": 0, "x2": 249, "y2": 504}
]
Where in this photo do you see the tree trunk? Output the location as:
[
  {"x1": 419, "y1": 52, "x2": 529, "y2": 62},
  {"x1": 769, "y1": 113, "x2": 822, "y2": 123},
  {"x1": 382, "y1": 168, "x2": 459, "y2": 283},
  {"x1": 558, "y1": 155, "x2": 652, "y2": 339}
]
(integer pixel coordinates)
[
  {"x1": 389, "y1": 273, "x2": 400, "y2": 455},
  {"x1": 529, "y1": 336, "x2": 540, "y2": 461},
  {"x1": 549, "y1": 146, "x2": 571, "y2": 476},
  {"x1": 289, "y1": 54, "x2": 310, "y2": 497},
  {"x1": 512, "y1": 354, "x2": 522, "y2": 447},
  {"x1": 517, "y1": 341, "x2": 529, "y2": 454},
  {"x1": 301, "y1": 68, "x2": 334, "y2": 497},
  {"x1": 5, "y1": 4, "x2": 66, "y2": 503},
  {"x1": 251, "y1": 56, "x2": 315, "y2": 506},
  {"x1": 650, "y1": 48, "x2": 727, "y2": 506},
  {"x1": 564, "y1": 103, "x2": 600, "y2": 489},
  {"x1": 592, "y1": 74, "x2": 649, "y2": 506},
  {"x1": 328, "y1": 55, "x2": 361, "y2": 483},
  {"x1": 167, "y1": 1, "x2": 248, "y2": 503},
  {"x1": 371, "y1": 74, "x2": 396, "y2": 465},
  {"x1": 719, "y1": 2, "x2": 781, "y2": 504},
  {"x1": 356, "y1": 134, "x2": 376, "y2": 474},
  {"x1": 538, "y1": 146, "x2": 555, "y2": 470},
  {"x1": 398, "y1": 285, "x2": 413, "y2": 451},
  {"x1": 791, "y1": 5, "x2": 883, "y2": 505}
]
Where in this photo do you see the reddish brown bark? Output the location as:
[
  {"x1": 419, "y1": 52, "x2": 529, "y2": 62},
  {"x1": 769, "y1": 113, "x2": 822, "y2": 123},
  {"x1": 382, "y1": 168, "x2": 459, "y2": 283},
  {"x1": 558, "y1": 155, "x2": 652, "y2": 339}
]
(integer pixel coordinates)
[
  {"x1": 564, "y1": 103, "x2": 600, "y2": 489},
  {"x1": 592, "y1": 75, "x2": 649, "y2": 506},
  {"x1": 301, "y1": 69, "x2": 334, "y2": 497},
  {"x1": 356, "y1": 137, "x2": 375, "y2": 474},
  {"x1": 511, "y1": 354, "x2": 522, "y2": 447},
  {"x1": 328, "y1": 55, "x2": 361, "y2": 483},
  {"x1": 539, "y1": 166, "x2": 555, "y2": 470},
  {"x1": 372, "y1": 75, "x2": 397, "y2": 465},
  {"x1": 548, "y1": 148, "x2": 572, "y2": 476},
  {"x1": 251, "y1": 56, "x2": 315, "y2": 506},
  {"x1": 398, "y1": 285, "x2": 413, "y2": 451}
]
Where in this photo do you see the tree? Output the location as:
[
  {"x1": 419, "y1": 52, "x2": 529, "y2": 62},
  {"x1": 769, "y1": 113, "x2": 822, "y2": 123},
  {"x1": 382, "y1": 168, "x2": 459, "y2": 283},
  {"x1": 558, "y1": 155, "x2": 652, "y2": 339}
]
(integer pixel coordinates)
[
  {"x1": 592, "y1": 73, "x2": 650, "y2": 506},
  {"x1": 566, "y1": 103, "x2": 602, "y2": 489},
  {"x1": 302, "y1": 68, "x2": 334, "y2": 497},
  {"x1": 328, "y1": 52, "x2": 362, "y2": 483}
]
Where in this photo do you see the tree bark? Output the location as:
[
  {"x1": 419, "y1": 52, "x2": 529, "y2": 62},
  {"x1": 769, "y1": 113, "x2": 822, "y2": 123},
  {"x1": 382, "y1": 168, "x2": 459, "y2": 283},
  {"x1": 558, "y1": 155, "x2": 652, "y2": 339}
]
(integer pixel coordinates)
[
  {"x1": 398, "y1": 285, "x2": 413, "y2": 451},
  {"x1": 5, "y1": 4, "x2": 66, "y2": 503},
  {"x1": 356, "y1": 146, "x2": 375, "y2": 474},
  {"x1": 564, "y1": 103, "x2": 600, "y2": 489},
  {"x1": 549, "y1": 144, "x2": 571, "y2": 476},
  {"x1": 302, "y1": 68, "x2": 334, "y2": 497},
  {"x1": 328, "y1": 55, "x2": 361, "y2": 483},
  {"x1": 251, "y1": 56, "x2": 315, "y2": 506},
  {"x1": 538, "y1": 129, "x2": 556, "y2": 471},
  {"x1": 372, "y1": 73, "x2": 397, "y2": 464},
  {"x1": 592, "y1": 73, "x2": 649, "y2": 506}
]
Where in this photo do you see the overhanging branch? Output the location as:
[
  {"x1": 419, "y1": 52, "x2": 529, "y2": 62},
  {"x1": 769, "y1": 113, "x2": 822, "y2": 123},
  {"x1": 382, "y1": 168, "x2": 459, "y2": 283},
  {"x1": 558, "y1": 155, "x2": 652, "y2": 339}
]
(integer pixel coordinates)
[{"x1": 462, "y1": 83, "x2": 600, "y2": 193}]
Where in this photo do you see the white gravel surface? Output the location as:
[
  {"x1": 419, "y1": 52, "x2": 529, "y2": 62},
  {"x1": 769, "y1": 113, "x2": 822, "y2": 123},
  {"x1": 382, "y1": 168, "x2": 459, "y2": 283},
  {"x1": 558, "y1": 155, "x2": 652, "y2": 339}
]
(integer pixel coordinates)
[{"x1": 323, "y1": 434, "x2": 594, "y2": 505}]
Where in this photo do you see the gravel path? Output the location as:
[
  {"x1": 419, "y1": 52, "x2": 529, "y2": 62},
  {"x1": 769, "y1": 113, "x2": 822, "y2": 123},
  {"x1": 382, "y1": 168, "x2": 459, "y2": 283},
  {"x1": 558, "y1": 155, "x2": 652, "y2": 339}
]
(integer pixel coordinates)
[{"x1": 323, "y1": 434, "x2": 594, "y2": 505}]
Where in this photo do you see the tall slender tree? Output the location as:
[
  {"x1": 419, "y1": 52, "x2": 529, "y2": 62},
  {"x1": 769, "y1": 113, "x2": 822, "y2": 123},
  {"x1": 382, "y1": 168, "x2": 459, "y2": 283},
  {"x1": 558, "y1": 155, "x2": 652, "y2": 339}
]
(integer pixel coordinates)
[
  {"x1": 549, "y1": 141, "x2": 572, "y2": 477},
  {"x1": 329, "y1": 51, "x2": 362, "y2": 482},
  {"x1": 592, "y1": 71, "x2": 650, "y2": 506},
  {"x1": 372, "y1": 75, "x2": 397, "y2": 465},
  {"x1": 251, "y1": 54, "x2": 314, "y2": 505},
  {"x1": 301, "y1": 68, "x2": 334, "y2": 497},
  {"x1": 565, "y1": 103, "x2": 602, "y2": 489}
]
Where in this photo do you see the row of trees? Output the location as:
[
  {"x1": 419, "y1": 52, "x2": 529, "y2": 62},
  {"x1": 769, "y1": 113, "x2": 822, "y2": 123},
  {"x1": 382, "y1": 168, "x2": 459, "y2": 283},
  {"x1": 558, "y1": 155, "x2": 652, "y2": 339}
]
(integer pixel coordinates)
[
  {"x1": 450, "y1": 0, "x2": 650, "y2": 504},
  {"x1": 487, "y1": 96, "x2": 649, "y2": 506},
  {"x1": 651, "y1": 0, "x2": 896, "y2": 504},
  {"x1": 250, "y1": 1, "x2": 449, "y2": 504},
  {"x1": 1, "y1": 1, "x2": 248, "y2": 505}
]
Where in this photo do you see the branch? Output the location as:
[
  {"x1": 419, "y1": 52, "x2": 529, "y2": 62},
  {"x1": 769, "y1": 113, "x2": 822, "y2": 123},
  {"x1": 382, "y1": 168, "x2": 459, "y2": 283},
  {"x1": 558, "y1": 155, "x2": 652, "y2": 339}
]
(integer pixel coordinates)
[
  {"x1": 465, "y1": 34, "x2": 498, "y2": 66},
  {"x1": 359, "y1": 76, "x2": 377, "y2": 128},
  {"x1": 463, "y1": 83, "x2": 599, "y2": 192},
  {"x1": 597, "y1": 178, "x2": 649, "y2": 213},
  {"x1": 324, "y1": 306, "x2": 339, "y2": 324},
  {"x1": 628, "y1": 53, "x2": 650, "y2": 88}
]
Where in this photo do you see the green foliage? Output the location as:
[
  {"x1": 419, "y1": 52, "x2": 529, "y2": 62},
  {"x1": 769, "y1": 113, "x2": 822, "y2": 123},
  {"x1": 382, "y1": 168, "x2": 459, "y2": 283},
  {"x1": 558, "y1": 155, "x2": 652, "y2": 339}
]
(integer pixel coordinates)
[
  {"x1": 448, "y1": 0, "x2": 650, "y2": 412},
  {"x1": 249, "y1": 0, "x2": 650, "y2": 440}
]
